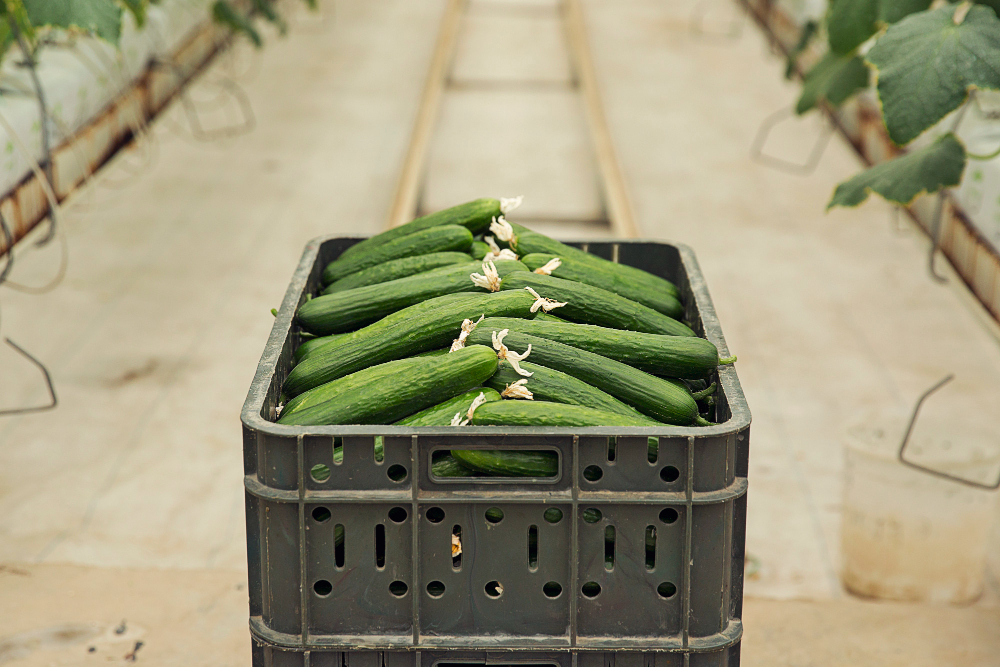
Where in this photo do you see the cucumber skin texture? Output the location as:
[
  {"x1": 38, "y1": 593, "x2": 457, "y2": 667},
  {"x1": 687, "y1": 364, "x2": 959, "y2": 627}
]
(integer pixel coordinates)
[
  {"x1": 295, "y1": 332, "x2": 344, "y2": 362},
  {"x1": 278, "y1": 345, "x2": 498, "y2": 425},
  {"x1": 338, "y1": 199, "x2": 501, "y2": 263},
  {"x1": 282, "y1": 356, "x2": 425, "y2": 418},
  {"x1": 506, "y1": 224, "x2": 679, "y2": 298},
  {"x1": 322, "y1": 225, "x2": 473, "y2": 285},
  {"x1": 285, "y1": 290, "x2": 538, "y2": 397},
  {"x1": 432, "y1": 453, "x2": 478, "y2": 477},
  {"x1": 469, "y1": 240, "x2": 490, "y2": 260},
  {"x1": 522, "y1": 253, "x2": 682, "y2": 318},
  {"x1": 467, "y1": 328, "x2": 699, "y2": 425},
  {"x1": 300, "y1": 259, "x2": 527, "y2": 336},
  {"x1": 451, "y1": 448, "x2": 558, "y2": 476},
  {"x1": 499, "y1": 272, "x2": 695, "y2": 337},
  {"x1": 296, "y1": 293, "x2": 473, "y2": 363},
  {"x1": 395, "y1": 387, "x2": 501, "y2": 426},
  {"x1": 488, "y1": 362, "x2": 659, "y2": 424},
  {"x1": 477, "y1": 317, "x2": 719, "y2": 379},
  {"x1": 324, "y1": 252, "x2": 472, "y2": 293},
  {"x1": 470, "y1": 400, "x2": 658, "y2": 427}
]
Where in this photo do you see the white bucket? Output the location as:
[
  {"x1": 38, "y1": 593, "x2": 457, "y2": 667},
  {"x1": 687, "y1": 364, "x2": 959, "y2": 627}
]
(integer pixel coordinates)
[{"x1": 841, "y1": 413, "x2": 1000, "y2": 603}]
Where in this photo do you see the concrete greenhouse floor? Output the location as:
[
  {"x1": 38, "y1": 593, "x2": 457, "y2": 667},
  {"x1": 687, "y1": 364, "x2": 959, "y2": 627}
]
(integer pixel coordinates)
[{"x1": 2, "y1": 1, "x2": 1000, "y2": 665}]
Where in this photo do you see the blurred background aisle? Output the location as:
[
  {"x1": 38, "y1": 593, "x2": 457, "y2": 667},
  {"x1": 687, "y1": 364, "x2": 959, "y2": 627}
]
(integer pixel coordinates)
[{"x1": 1, "y1": 1, "x2": 999, "y2": 665}]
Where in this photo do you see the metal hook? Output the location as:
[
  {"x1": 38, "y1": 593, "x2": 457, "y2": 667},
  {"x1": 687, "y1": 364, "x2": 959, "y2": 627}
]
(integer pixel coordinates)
[
  {"x1": 927, "y1": 191, "x2": 948, "y2": 283},
  {"x1": 0, "y1": 337, "x2": 58, "y2": 416},
  {"x1": 750, "y1": 105, "x2": 835, "y2": 175},
  {"x1": 898, "y1": 374, "x2": 1000, "y2": 490},
  {"x1": 690, "y1": 0, "x2": 747, "y2": 39},
  {"x1": 152, "y1": 59, "x2": 256, "y2": 141}
]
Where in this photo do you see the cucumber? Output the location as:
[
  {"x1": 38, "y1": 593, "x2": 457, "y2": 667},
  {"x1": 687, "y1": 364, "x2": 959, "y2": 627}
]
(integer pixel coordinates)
[
  {"x1": 488, "y1": 362, "x2": 660, "y2": 424},
  {"x1": 285, "y1": 290, "x2": 538, "y2": 397},
  {"x1": 468, "y1": 400, "x2": 659, "y2": 427},
  {"x1": 498, "y1": 272, "x2": 694, "y2": 337},
  {"x1": 338, "y1": 199, "x2": 501, "y2": 263},
  {"x1": 466, "y1": 328, "x2": 706, "y2": 426},
  {"x1": 499, "y1": 223, "x2": 680, "y2": 298},
  {"x1": 278, "y1": 345, "x2": 498, "y2": 425},
  {"x1": 296, "y1": 293, "x2": 474, "y2": 363},
  {"x1": 323, "y1": 252, "x2": 471, "y2": 293},
  {"x1": 469, "y1": 240, "x2": 490, "y2": 260},
  {"x1": 282, "y1": 356, "x2": 427, "y2": 419},
  {"x1": 451, "y1": 448, "x2": 559, "y2": 477},
  {"x1": 473, "y1": 317, "x2": 728, "y2": 378},
  {"x1": 322, "y1": 225, "x2": 473, "y2": 285},
  {"x1": 432, "y1": 452, "x2": 479, "y2": 477},
  {"x1": 395, "y1": 387, "x2": 501, "y2": 426},
  {"x1": 295, "y1": 332, "x2": 345, "y2": 363},
  {"x1": 532, "y1": 312, "x2": 569, "y2": 323},
  {"x1": 300, "y1": 259, "x2": 528, "y2": 335},
  {"x1": 522, "y1": 253, "x2": 682, "y2": 317}
]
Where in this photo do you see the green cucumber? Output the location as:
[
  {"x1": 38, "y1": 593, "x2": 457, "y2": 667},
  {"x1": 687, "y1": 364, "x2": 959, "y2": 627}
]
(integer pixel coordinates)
[
  {"x1": 395, "y1": 387, "x2": 501, "y2": 426},
  {"x1": 278, "y1": 345, "x2": 498, "y2": 425},
  {"x1": 488, "y1": 362, "x2": 660, "y2": 423},
  {"x1": 295, "y1": 332, "x2": 345, "y2": 363},
  {"x1": 323, "y1": 252, "x2": 471, "y2": 293},
  {"x1": 500, "y1": 224, "x2": 680, "y2": 299},
  {"x1": 296, "y1": 293, "x2": 473, "y2": 363},
  {"x1": 522, "y1": 253, "x2": 682, "y2": 317},
  {"x1": 473, "y1": 317, "x2": 727, "y2": 378},
  {"x1": 322, "y1": 225, "x2": 473, "y2": 285},
  {"x1": 338, "y1": 199, "x2": 501, "y2": 263},
  {"x1": 282, "y1": 356, "x2": 427, "y2": 419},
  {"x1": 285, "y1": 290, "x2": 538, "y2": 397},
  {"x1": 467, "y1": 400, "x2": 655, "y2": 427},
  {"x1": 300, "y1": 259, "x2": 527, "y2": 335},
  {"x1": 466, "y1": 328, "x2": 705, "y2": 426},
  {"x1": 499, "y1": 272, "x2": 694, "y2": 337},
  {"x1": 432, "y1": 452, "x2": 479, "y2": 477},
  {"x1": 532, "y1": 312, "x2": 569, "y2": 323},
  {"x1": 469, "y1": 240, "x2": 490, "y2": 260},
  {"x1": 451, "y1": 448, "x2": 558, "y2": 477}
]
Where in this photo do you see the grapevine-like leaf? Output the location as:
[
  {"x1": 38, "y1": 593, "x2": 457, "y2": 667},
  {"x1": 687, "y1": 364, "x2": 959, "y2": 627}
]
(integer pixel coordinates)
[
  {"x1": 878, "y1": 0, "x2": 933, "y2": 24},
  {"x1": 828, "y1": 0, "x2": 878, "y2": 54},
  {"x1": 252, "y1": 0, "x2": 286, "y2": 35},
  {"x1": 867, "y1": 3, "x2": 1000, "y2": 145},
  {"x1": 828, "y1": 132, "x2": 966, "y2": 208},
  {"x1": 118, "y1": 0, "x2": 148, "y2": 28},
  {"x1": 212, "y1": 0, "x2": 262, "y2": 47},
  {"x1": 797, "y1": 51, "x2": 870, "y2": 114},
  {"x1": 23, "y1": 0, "x2": 123, "y2": 45}
]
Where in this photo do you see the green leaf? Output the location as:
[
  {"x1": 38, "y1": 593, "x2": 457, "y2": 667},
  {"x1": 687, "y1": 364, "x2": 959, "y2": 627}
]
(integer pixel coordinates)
[
  {"x1": 867, "y1": 3, "x2": 1000, "y2": 145},
  {"x1": 828, "y1": 0, "x2": 878, "y2": 54},
  {"x1": 828, "y1": 132, "x2": 966, "y2": 208},
  {"x1": 973, "y1": 0, "x2": 1000, "y2": 17},
  {"x1": 878, "y1": 0, "x2": 933, "y2": 24},
  {"x1": 23, "y1": 0, "x2": 123, "y2": 45},
  {"x1": 212, "y1": 0, "x2": 262, "y2": 47},
  {"x1": 252, "y1": 0, "x2": 286, "y2": 35},
  {"x1": 796, "y1": 51, "x2": 870, "y2": 114},
  {"x1": 302, "y1": 0, "x2": 317, "y2": 10},
  {"x1": 118, "y1": 0, "x2": 148, "y2": 28}
]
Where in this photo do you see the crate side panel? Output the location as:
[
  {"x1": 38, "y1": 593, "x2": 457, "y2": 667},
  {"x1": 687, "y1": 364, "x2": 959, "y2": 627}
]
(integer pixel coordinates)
[
  {"x1": 261, "y1": 500, "x2": 303, "y2": 635},
  {"x1": 688, "y1": 503, "x2": 729, "y2": 638}
]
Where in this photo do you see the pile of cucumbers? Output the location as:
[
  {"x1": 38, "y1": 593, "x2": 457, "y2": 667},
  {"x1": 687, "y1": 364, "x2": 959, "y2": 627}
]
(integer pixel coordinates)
[{"x1": 276, "y1": 198, "x2": 735, "y2": 478}]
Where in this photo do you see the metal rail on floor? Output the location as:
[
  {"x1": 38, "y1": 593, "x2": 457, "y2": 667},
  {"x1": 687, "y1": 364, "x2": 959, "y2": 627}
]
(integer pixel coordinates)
[{"x1": 385, "y1": 0, "x2": 638, "y2": 238}]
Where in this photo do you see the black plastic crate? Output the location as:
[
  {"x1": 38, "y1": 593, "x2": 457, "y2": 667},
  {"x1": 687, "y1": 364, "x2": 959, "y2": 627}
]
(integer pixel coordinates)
[{"x1": 241, "y1": 237, "x2": 750, "y2": 667}]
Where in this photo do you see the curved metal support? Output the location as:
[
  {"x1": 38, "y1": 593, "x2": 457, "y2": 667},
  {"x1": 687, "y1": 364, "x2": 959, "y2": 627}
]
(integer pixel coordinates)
[
  {"x1": 750, "y1": 106, "x2": 834, "y2": 175},
  {"x1": 897, "y1": 374, "x2": 1000, "y2": 490},
  {"x1": 927, "y1": 192, "x2": 948, "y2": 284},
  {"x1": 0, "y1": 337, "x2": 58, "y2": 416}
]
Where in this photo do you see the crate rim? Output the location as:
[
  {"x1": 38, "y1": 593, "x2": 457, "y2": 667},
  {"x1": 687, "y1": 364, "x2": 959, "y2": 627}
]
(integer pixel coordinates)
[{"x1": 241, "y1": 235, "x2": 751, "y2": 438}]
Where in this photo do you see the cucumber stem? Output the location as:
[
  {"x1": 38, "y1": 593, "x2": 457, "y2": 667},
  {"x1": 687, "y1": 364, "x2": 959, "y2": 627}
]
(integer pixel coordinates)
[
  {"x1": 691, "y1": 382, "x2": 717, "y2": 401},
  {"x1": 719, "y1": 355, "x2": 737, "y2": 365},
  {"x1": 694, "y1": 415, "x2": 715, "y2": 427}
]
